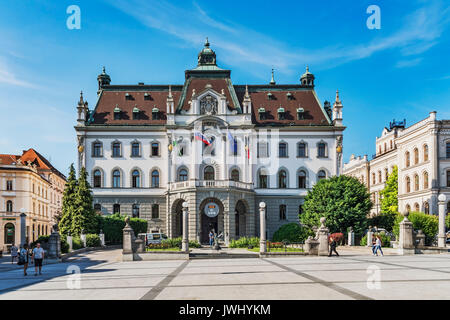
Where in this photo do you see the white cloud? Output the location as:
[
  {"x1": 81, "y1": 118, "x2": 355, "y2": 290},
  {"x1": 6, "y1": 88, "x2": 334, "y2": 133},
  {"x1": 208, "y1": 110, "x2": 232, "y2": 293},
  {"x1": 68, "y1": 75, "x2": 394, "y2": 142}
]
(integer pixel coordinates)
[
  {"x1": 395, "y1": 57, "x2": 423, "y2": 68},
  {"x1": 0, "y1": 63, "x2": 34, "y2": 88}
]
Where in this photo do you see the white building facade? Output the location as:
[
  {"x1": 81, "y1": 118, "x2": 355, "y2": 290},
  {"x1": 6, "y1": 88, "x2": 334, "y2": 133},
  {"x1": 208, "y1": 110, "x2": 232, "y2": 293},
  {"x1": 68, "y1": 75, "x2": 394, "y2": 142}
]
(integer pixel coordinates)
[
  {"x1": 75, "y1": 41, "x2": 345, "y2": 243},
  {"x1": 344, "y1": 112, "x2": 450, "y2": 217}
]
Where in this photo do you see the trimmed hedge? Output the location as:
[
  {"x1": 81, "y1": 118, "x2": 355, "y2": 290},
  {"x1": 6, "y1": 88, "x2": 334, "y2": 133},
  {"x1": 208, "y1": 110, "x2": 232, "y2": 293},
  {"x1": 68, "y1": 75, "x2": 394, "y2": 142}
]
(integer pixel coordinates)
[
  {"x1": 96, "y1": 213, "x2": 147, "y2": 244},
  {"x1": 229, "y1": 237, "x2": 260, "y2": 248},
  {"x1": 393, "y1": 211, "x2": 438, "y2": 245},
  {"x1": 72, "y1": 236, "x2": 84, "y2": 250},
  {"x1": 86, "y1": 234, "x2": 101, "y2": 247},
  {"x1": 61, "y1": 239, "x2": 70, "y2": 253},
  {"x1": 160, "y1": 237, "x2": 201, "y2": 249},
  {"x1": 272, "y1": 223, "x2": 312, "y2": 243}
]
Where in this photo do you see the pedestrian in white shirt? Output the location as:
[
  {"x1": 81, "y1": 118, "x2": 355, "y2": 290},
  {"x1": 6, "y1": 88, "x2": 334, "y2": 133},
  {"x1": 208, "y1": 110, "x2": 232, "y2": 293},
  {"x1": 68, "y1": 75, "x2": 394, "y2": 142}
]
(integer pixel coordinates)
[{"x1": 32, "y1": 242, "x2": 45, "y2": 276}]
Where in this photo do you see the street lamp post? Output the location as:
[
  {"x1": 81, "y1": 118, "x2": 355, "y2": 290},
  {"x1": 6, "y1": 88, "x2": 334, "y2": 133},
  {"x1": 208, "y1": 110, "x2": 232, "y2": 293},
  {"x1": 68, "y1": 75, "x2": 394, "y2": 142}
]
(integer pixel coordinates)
[{"x1": 181, "y1": 202, "x2": 189, "y2": 252}]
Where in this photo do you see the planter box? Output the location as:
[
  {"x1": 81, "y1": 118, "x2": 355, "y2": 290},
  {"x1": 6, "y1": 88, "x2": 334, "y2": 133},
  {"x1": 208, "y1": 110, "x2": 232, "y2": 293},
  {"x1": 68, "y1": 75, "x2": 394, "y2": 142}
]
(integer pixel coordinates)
[{"x1": 130, "y1": 251, "x2": 190, "y2": 261}]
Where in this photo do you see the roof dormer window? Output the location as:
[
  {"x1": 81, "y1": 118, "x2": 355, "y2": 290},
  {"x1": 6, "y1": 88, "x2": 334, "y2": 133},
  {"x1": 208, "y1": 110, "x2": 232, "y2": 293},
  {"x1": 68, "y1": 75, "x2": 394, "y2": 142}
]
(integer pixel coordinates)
[
  {"x1": 133, "y1": 107, "x2": 140, "y2": 120},
  {"x1": 297, "y1": 107, "x2": 304, "y2": 120},
  {"x1": 277, "y1": 107, "x2": 285, "y2": 120},
  {"x1": 258, "y1": 107, "x2": 266, "y2": 120},
  {"x1": 125, "y1": 93, "x2": 133, "y2": 100},
  {"x1": 286, "y1": 92, "x2": 294, "y2": 100},
  {"x1": 152, "y1": 107, "x2": 160, "y2": 120},
  {"x1": 144, "y1": 93, "x2": 151, "y2": 100},
  {"x1": 267, "y1": 92, "x2": 274, "y2": 100},
  {"x1": 114, "y1": 105, "x2": 121, "y2": 120}
]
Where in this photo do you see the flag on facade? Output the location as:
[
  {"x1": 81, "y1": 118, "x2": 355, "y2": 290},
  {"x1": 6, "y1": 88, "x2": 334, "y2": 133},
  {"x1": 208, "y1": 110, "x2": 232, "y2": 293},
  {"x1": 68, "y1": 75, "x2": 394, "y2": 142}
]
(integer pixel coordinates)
[
  {"x1": 245, "y1": 144, "x2": 250, "y2": 159},
  {"x1": 194, "y1": 132, "x2": 211, "y2": 145},
  {"x1": 228, "y1": 132, "x2": 237, "y2": 154}
]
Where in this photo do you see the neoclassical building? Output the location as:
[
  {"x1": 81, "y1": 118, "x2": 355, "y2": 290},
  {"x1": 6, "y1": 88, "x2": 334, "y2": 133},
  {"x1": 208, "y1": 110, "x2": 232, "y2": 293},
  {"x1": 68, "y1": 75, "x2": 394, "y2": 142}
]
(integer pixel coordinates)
[
  {"x1": 0, "y1": 149, "x2": 66, "y2": 250},
  {"x1": 75, "y1": 40, "x2": 345, "y2": 243},
  {"x1": 344, "y1": 112, "x2": 450, "y2": 217}
]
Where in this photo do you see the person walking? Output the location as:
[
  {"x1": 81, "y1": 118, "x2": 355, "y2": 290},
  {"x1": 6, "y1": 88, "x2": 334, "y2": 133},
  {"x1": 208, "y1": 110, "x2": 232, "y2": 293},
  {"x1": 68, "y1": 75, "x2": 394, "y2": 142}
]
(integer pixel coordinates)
[
  {"x1": 19, "y1": 244, "x2": 29, "y2": 276},
  {"x1": 374, "y1": 236, "x2": 384, "y2": 256},
  {"x1": 209, "y1": 230, "x2": 214, "y2": 248},
  {"x1": 371, "y1": 237, "x2": 377, "y2": 255},
  {"x1": 32, "y1": 242, "x2": 45, "y2": 276},
  {"x1": 328, "y1": 236, "x2": 339, "y2": 257},
  {"x1": 10, "y1": 243, "x2": 18, "y2": 264}
]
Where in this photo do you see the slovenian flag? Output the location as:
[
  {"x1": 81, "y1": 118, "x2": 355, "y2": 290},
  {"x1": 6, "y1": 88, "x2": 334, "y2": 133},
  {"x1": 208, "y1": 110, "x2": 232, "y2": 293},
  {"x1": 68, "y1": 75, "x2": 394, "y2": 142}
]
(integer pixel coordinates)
[{"x1": 194, "y1": 132, "x2": 211, "y2": 146}]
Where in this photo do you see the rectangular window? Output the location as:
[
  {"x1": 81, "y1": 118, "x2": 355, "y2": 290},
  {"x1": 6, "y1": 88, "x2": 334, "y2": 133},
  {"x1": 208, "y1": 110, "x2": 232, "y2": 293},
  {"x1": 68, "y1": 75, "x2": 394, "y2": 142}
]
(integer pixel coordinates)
[
  {"x1": 318, "y1": 143, "x2": 326, "y2": 158},
  {"x1": 259, "y1": 175, "x2": 268, "y2": 188},
  {"x1": 297, "y1": 111, "x2": 304, "y2": 120},
  {"x1": 6, "y1": 180, "x2": 13, "y2": 191},
  {"x1": 152, "y1": 112, "x2": 160, "y2": 120},
  {"x1": 447, "y1": 171, "x2": 450, "y2": 188},
  {"x1": 278, "y1": 112, "x2": 285, "y2": 120},
  {"x1": 259, "y1": 112, "x2": 267, "y2": 120},
  {"x1": 279, "y1": 205, "x2": 287, "y2": 220},
  {"x1": 93, "y1": 143, "x2": 102, "y2": 157},
  {"x1": 151, "y1": 142, "x2": 159, "y2": 156},
  {"x1": 113, "y1": 204, "x2": 120, "y2": 214},
  {"x1": 447, "y1": 142, "x2": 450, "y2": 159},
  {"x1": 257, "y1": 142, "x2": 268, "y2": 158},
  {"x1": 297, "y1": 143, "x2": 306, "y2": 157},
  {"x1": 131, "y1": 143, "x2": 140, "y2": 157},
  {"x1": 279, "y1": 143, "x2": 287, "y2": 157},
  {"x1": 114, "y1": 112, "x2": 121, "y2": 120},
  {"x1": 152, "y1": 204, "x2": 160, "y2": 219},
  {"x1": 112, "y1": 143, "x2": 121, "y2": 157},
  {"x1": 133, "y1": 111, "x2": 140, "y2": 120}
]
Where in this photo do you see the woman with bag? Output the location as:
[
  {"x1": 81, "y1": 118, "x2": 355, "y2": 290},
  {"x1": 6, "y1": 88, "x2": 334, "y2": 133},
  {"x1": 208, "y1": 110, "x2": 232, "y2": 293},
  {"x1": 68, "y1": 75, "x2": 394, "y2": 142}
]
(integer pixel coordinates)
[{"x1": 18, "y1": 244, "x2": 29, "y2": 276}]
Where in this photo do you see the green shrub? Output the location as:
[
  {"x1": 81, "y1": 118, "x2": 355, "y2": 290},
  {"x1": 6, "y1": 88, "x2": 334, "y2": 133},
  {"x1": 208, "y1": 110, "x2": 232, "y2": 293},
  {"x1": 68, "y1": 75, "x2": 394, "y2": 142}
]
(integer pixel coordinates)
[
  {"x1": 229, "y1": 237, "x2": 260, "y2": 248},
  {"x1": 272, "y1": 223, "x2": 313, "y2": 243},
  {"x1": 97, "y1": 213, "x2": 147, "y2": 244},
  {"x1": 72, "y1": 236, "x2": 84, "y2": 250},
  {"x1": 85, "y1": 234, "x2": 101, "y2": 247},
  {"x1": 393, "y1": 212, "x2": 438, "y2": 245},
  {"x1": 61, "y1": 239, "x2": 70, "y2": 253},
  {"x1": 160, "y1": 237, "x2": 201, "y2": 248}
]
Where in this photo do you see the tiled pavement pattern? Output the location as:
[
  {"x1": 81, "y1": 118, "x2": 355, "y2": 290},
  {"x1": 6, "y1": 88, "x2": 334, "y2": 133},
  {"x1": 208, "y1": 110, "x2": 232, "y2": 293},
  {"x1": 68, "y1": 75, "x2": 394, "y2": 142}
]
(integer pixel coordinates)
[{"x1": 1, "y1": 249, "x2": 450, "y2": 300}]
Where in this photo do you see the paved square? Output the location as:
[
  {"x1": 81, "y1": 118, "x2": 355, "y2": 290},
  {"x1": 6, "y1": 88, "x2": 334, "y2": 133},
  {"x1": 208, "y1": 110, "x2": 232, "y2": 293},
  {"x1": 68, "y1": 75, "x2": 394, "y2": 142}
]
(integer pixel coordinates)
[{"x1": 1, "y1": 249, "x2": 450, "y2": 300}]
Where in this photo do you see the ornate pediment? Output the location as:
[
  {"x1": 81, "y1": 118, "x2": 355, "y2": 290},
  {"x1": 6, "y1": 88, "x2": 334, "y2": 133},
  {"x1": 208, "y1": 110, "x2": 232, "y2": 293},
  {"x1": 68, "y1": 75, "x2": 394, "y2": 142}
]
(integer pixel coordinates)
[{"x1": 200, "y1": 94, "x2": 218, "y2": 115}]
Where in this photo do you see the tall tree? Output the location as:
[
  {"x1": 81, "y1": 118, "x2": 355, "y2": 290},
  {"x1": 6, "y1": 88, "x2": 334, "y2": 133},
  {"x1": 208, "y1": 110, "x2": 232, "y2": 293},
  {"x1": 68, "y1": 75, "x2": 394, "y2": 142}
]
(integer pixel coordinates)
[
  {"x1": 59, "y1": 164, "x2": 78, "y2": 235},
  {"x1": 72, "y1": 166, "x2": 97, "y2": 235},
  {"x1": 301, "y1": 175, "x2": 372, "y2": 235},
  {"x1": 371, "y1": 166, "x2": 398, "y2": 231}
]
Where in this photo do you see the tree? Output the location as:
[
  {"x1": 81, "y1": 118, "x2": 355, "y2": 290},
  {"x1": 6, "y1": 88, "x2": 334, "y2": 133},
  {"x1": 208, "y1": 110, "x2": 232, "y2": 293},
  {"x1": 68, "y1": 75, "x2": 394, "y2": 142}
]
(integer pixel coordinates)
[
  {"x1": 59, "y1": 164, "x2": 78, "y2": 236},
  {"x1": 72, "y1": 166, "x2": 98, "y2": 235},
  {"x1": 370, "y1": 166, "x2": 398, "y2": 231},
  {"x1": 301, "y1": 175, "x2": 372, "y2": 235}
]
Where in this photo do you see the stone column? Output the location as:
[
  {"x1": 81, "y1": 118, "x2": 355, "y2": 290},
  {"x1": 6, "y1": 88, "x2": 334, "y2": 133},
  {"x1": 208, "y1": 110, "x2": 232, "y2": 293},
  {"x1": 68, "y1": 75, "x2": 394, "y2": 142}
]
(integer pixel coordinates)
[
  {"x1": 347, "y1": 228, "x2": 355, "y2": 246},
  {"x1": 48, "y1": 225, "x2": 61, "y2": 260},
  {"x1": 80, "y1": 230, "x2": 86, "y2": 248},
  {"x1": 399, "y1": 212, "x2": 414, "y2": 254},
  {"x1": 122, "y1": 217, "x2": 135, "y2": 261},
  {"x1": 99, "y1": 230, "x2": 105, "y2": 247},
  {"x1": 259, "y1": 202, "x2": 267, "y2": 253},
  {"x1": 438, "y1": 194, "x2": 447, "y2": 248},
  {"x1": 366, "y1": 226, "x2": 373, "y2": 247},
  {"x1": 318, "y1": 217, "x2": 329, "y2": 256},
  {"x1": 20, "y1": 212, "x2": 27, "y2": 247},
  {"x1": 67, "y1": 234, "x2": 73, "y2": 251},
  {"x1": 181, "y1": 202, "x2": 189, "y2": 252},
  {"x1": 222, "y1": 135, "x2": 227, "y2": 180}
]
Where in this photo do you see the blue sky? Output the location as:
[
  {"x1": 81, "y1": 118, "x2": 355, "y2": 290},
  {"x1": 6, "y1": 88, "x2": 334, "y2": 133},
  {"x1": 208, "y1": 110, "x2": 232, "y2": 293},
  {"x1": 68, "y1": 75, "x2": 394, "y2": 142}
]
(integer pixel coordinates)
[{"x1": 0, "y1": 0, "x2": 449, "y2": 175}]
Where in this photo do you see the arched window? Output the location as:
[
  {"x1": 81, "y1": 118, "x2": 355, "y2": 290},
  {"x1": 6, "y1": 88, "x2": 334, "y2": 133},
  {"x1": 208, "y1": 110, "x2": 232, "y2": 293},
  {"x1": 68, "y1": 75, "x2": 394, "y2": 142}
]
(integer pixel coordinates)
[
  {"x1": 112, "y1": 170, "x2": 121, "y2": 188},
  {"x1": 414, "y1": 174, "x2": 419, "y2": 191},
  {"x1": 405, "y1": 151, "x2": 410, "y2": 167},
  {"x1": 152, "y1": 204, "x2": 159, "y2": 219},
  {"x1": 318, "y1": 170, "x2": 326, "y2": 181},
  {"x1": 279, "y1": 142, "x2": 288, "y2": 157},
  {"x1": 423, "y1": 144, "x2": 429, "y2": 162},
  {"x1": 406, "y1": 204, "x2": 411, "y2": 213},
  {"x1": 414, "y1": 148, "x2": 419, "y2": 165},
  {"x1": 278, "y1": 170, "x2": 287, "y2": 188},
  {"x1": 178, "y1": 168, "x2": 188, "y2": 182},
  {"x1": 279, "y1": 205, "x2": 287, "y2": 220},
  {"x1": 94, "y1": 203, "x2": 101, "y2": 213},
  {"x1": 4, "y1": 223, "x2": 15, "y2": 244},
  {"x1": 423, "y1": 171, "x2": 429, "y2": 189},
  {"x1": 297, "y1": 142, "x2": 307, "y2": 157},
  {"x1": 113, "y1": 204, "x2": 120, "y2": 214},
  {"x1": 204, "y1": 166, "x2": 215, "y2": 181},
  {"x1": 231, "y1": 169, "x2": 240, "y2": 182},
  {"x1": 372, "y1": 173, "x2": 376, "y2": 185},
  {"x1": 132, "y1": 170, "x2": 140, "y2": 188},
  {"x1": 298, "y1": 170, "x2": 307, "y2": 188},
  {"x1": 317, "y1": 142, "x2": 327, "y2": 158},
  {"x1": 390, "y1": 140, "x2": 393, "y2": 149},
  {"x1": 258, "y1": 168, "x2": 268, "y2": 188},
  {"x1": 132, "y1": 204, "x2": 140, "y2": 218},
  {"x1": 378, "y1": 146, "x2": 381, "y2": 154},
  {"x1": 6, "y1": 200, "x2": 13, "y2": 212},
  {"x1": 93, "y1": 169, "x2": 102, "y2": 188},
  {"x1": 406, "y1": 176, "x2": 411, "y2": 193},
  {"x1": 384, "y1": 143, "x2": 387, "y2": 152},
  {"x1": 298, "y1": 204, "x2": 303, "y2": 215},
  {"x1": 112, "y1": 142, "x2": 121, "y2": 157},
  {"x1": 424, "y1": 202, "x2": 430, "y2": 214},
  {"x1": 414, "y1": 203, "x2": 420, "y2": 212},
  {"x1": 151, "y1": 170, "x2": 160, "y2": 187},
  {"x1": 378, "y1": 171, "x2": 382, "y2": 183}
]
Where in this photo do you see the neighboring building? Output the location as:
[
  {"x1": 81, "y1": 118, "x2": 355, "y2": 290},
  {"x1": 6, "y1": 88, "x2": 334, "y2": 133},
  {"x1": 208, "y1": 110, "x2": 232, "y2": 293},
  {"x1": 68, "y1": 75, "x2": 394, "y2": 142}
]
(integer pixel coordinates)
[
  {"x1": 0, "y1": 149, "x2": 66, "y2": 251},
  {"x1": 344, "y1": 112, "x2": 450, "y2": 217},
  {"x1": 75, "y1": 40, "x2": 345, "y2": 243}
]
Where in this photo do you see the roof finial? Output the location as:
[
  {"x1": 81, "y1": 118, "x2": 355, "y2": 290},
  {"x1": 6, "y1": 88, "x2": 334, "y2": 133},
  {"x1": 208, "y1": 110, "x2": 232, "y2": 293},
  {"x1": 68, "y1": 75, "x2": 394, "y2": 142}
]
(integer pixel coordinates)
[
  {"x1": 205, "y1": 37, "x2": 210, "y2": 47},
  {"x1": 102, "y1": 66, "x2": 106, "y2": 74},
  {"x1": 79, "y1": 91, "x2": 84, "y2": 103},
  {"x1": 335, "y1": 89, "x2": 340, "y2": 103},
  {"x1": 306, "y1": 65, "x2": 309, "y2": 72},
  {"x1": 168, "y1": 85, "x2": 173, "y2": 99},
  {"x1": 244, "y1": 84, "x2": 250, "y2": 98},
  {"x1": 270, "y1": 68, "x2": 276, "y2": 85}
]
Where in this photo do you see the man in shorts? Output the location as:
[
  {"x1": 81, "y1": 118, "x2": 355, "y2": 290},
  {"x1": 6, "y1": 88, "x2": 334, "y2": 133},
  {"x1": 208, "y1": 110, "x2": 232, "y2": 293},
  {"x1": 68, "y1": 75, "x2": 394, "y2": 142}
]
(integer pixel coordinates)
[{"x1": 32, "y1": 242, "x2": 45, "y2": 276}]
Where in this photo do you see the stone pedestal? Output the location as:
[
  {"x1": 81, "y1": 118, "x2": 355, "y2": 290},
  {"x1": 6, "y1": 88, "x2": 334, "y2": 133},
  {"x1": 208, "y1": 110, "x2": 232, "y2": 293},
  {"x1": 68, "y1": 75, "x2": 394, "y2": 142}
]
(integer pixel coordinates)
[
  {"x1": 181, "y1": 202, "x2": 189, "y2": 253},
  {"x1": 366, "y1": 227, "x2": 373, "y2": 247},
  {"x1": 438, "y1": 194, "x2": 447, "y2": 248},
  {"x1": 347, "y1": 230, "x2": 355, "y2": 246},
  {"x1": 416, "y1": 230, "x2": 425, "y2": 247},
  {"x1": 20, "y1": 213, "x2": 27, "y2": 247},
  {"x1": 305, "y1": 237, "x2": 319, "y2": 255},
  {"x1": 259, "y1": 202, "x2": 267, "y2": 253},
  {"x1": 67, "y1": 235, "x2": 73, "y2": 251},
  {"x1": 99, "y1": 232, "x2": 105, "y2": 247},
  {"x1": 122, "y1": 217, "x2": 135, "y2": 261},
  {"x1": 80, "y1": 231, "x2": 86, "y2": 248},
  {"x1": 48, "y1": 231, "x2": 61, "y2": 259},
  {"x1": 398, "y1": 212, "x2": 414, "y2": 255},
  {"x1": 318, "y1": 217, "x2": 329, "y2": 256}
]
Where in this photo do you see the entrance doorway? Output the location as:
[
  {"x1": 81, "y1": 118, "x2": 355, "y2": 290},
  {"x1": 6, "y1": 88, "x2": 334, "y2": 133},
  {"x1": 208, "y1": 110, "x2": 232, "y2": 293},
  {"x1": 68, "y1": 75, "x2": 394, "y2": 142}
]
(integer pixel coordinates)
[
  {"x1": 199, "y1": 198, "x2": 223, "y2": 244},
  {"x1": 4, "y1": 223, "x2": 15, "y2": 244},
  {"x1": 201, "y1": 215, "x2": 218, "y2": 244},
  {"x1": 235, "y1": 200, "x2": 247, "y2": 239},
  {"x1": 173, "y1": 200, "x2": 185, "y2": 238}
]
